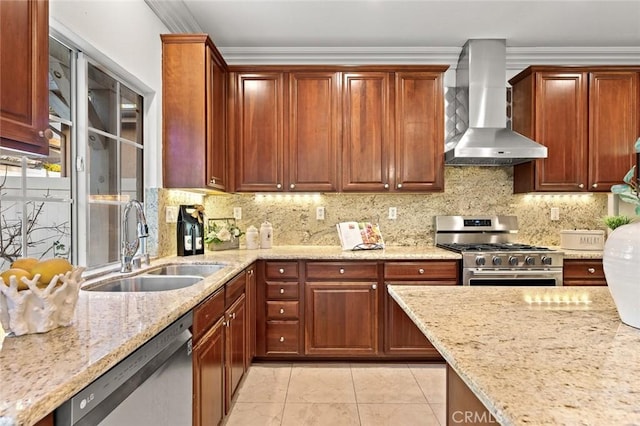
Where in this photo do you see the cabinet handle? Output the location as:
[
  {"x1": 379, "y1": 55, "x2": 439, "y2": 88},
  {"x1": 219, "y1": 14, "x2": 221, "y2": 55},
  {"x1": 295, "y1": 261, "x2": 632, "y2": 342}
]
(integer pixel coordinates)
[
  {"x1": 372, "y1": 284, "x2": 377, "y2": 290},
  {"x1": 384, "y1": 183, "x2": 389, "y2": 189},
  {"x1": 290, "y1": 183, "x2": 295, "y2": 189},
  {"x1": 280, "y1": 288, "x2": 285, "y2": 294},
  {"x1": 339, "y1": 268, "x2": 345, "y2": 274},
  {"x1": 248, "y1": 270, "x2": 254, "y2": 276},
  {"x1": 279, "y1": 308, "x2": 285, "y2": 314},
  {"x1": 209, "y1": 177, "x2": 216, "y2": 185},
  {"x1": 276, "y1": 183, "x2": 282, "y2": 189},
  {"x1": 223, "y1": 320, "x2": 229, "y2": 327},
  {"x1": 587, "y1": 268, "x2": 595, "y2": 274},
  {"x1": 279, "y1": 336, "x2": 285, "y2": 342},
  {"x1": 418, "y1": 268, "x2": 425, "y2": 274},
  {"x1": 279, "y1": 268, "x2": 285, "y2": 274},
  {"x1": 397, "y1": 183, "x2": 403, "y2": 189},
  {"x1": 39, "y1": 129, "x2": 54, "y2": 139},
  {"x1": 592, "y1": 183, "x2": 598, "y2": 188},
  {"x1": 578, "y1": 183, "x2": 584, "y2": 189}
]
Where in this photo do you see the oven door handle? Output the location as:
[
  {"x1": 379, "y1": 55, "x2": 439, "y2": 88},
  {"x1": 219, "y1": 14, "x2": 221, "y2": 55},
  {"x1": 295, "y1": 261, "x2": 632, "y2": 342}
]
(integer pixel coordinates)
[{"x1": 471, "y1": 269, "x2": 560, "y2": 276}]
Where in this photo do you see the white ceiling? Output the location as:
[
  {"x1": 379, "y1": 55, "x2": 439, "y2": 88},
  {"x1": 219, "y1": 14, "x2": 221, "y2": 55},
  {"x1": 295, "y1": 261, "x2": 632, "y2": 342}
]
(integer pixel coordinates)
[{"x1": 147, "y1": 0, "x2": 640, "y2": 65}]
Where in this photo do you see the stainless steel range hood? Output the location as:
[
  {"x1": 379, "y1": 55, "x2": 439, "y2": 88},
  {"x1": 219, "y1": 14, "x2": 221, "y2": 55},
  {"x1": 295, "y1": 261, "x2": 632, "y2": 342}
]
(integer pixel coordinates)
[{"x1": 445, "y1": 39, "x2": 547, "y2": 166}]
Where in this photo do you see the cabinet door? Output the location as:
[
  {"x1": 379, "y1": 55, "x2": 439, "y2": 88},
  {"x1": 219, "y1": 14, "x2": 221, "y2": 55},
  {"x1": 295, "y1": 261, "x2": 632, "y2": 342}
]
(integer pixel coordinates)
[
  {"x1": 588, "y1": 72, "x2": 639, "y2": 191},
  {"x1": 341, "y1": 72, "x2": 392, "y2": 191},
  {"x1": 206, "y1": 46, "x2": 227, "y2": 190},
  {"x1": 394, "y1": 72, "x2": 444, "y2": 191},
  {"x1": 287, "y1": 71, "x2": 340, "y2": 191},
  {"x1": 245, "y1": 265, "x2": 256, "y2": 367},
  {"x1": 193, "y1": 317, "x2": 225, "y2": 426},
  {"x1": 305, "y1": 281, "x2": 378, "y2": 355},
  {"x1": 233, "y1": 72, "x2": 284, "y2": 191},
  {"x1": 533, "y1": 72, "x2": 589, "y2": 191},
  {"x1": 0, "y1": 0, "x2": 49, "y2": 155},
  {"x1": 225, "y1": 293, "x2": 246, "y2": 410}
]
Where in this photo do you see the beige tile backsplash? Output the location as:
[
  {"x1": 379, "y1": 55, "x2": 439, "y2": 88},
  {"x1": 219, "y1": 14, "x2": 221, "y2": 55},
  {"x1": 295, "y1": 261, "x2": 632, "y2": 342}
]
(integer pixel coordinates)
[{"x1": 151, "y1": 167, "x2": 608, "y2": 257}]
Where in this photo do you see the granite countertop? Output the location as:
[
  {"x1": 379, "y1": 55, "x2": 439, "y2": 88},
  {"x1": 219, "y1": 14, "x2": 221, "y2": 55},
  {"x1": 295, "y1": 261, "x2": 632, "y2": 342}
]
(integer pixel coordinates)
[
  {"x1": 387, "y1": 285, "x2": 639, "y2": 425},
  {"x1": 0, "y1": 245, "x2": 457, "y2": 426}
]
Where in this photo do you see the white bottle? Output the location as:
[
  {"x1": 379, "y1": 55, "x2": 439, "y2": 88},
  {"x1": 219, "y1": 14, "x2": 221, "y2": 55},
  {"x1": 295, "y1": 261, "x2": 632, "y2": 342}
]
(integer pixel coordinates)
[
  {"x1": 246, "y1": 225, "x2": 260, "y2": 250},
  {"x1": 260, "y1": 221, "x2": 273, "y2": 249}
]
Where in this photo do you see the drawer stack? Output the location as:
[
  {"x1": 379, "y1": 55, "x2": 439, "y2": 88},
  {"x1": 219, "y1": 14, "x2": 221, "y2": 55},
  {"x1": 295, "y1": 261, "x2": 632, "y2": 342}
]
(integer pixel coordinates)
[{"x1": 261, "y1": 261, "x2": 301, "y2": 355}]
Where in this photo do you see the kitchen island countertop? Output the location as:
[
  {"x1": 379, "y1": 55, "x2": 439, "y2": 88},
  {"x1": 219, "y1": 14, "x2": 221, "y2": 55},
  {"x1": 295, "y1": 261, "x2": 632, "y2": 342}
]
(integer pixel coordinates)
[
  {"x1": 0, "y1": 245, "x2": 457, "y2": 426},
  {"x1": 387, "y1": 285, "x2": 639, "y2": 425}
]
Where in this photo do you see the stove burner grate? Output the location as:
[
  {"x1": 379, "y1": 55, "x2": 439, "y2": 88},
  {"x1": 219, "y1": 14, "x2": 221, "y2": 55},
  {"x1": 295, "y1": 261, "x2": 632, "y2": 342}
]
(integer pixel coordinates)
[{"x1": 437, "y1": 243, "x2": 551, "y2": 253}]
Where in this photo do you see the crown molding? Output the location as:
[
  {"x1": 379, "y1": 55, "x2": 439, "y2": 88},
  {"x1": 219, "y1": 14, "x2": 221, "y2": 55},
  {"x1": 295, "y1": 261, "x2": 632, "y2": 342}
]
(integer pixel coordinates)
[
  {"x1": 144, "y1": 0, "x2": 202, "y2": 33},
  {"x1": 506, "y1": 46, "x2": 640, "y2": 69}
]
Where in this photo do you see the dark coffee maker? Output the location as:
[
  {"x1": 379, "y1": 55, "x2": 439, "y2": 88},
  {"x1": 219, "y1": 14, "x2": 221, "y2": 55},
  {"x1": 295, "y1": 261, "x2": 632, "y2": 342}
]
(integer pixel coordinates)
[{"x1": 177, "y1": 205, "x2": 205, "y2": 256}]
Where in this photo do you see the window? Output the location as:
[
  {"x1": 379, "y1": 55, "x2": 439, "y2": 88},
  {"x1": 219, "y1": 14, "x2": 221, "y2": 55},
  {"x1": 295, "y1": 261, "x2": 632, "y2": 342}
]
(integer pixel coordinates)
[{"x1": 0, "y1": 37, "x2": 145, "y2": 270}]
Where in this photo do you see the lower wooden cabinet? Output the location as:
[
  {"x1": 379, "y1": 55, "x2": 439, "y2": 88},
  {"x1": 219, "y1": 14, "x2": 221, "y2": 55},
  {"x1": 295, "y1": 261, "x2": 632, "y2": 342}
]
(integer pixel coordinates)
[
  {"x1": 225, "y1": 292, "x2": 246, "y2": 411},
  {"x1": 563, "y1": 259, "x2": 606, "y2": 286},
  {"x1": 193, "y1": 316, "x2": 225, "y2": 426},
  {"x1": 447, "y1": 365, "x2": 496, "y2": 425}
]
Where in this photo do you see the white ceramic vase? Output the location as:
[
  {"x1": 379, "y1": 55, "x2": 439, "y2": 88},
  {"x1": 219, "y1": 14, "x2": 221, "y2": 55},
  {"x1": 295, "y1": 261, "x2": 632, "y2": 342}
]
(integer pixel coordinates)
[{"x1": 603, "y1": 221, "x2": 640, "y2": 329}]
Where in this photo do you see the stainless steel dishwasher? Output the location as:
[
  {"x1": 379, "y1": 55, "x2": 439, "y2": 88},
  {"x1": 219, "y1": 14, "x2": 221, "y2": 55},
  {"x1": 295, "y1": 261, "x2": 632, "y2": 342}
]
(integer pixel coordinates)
[{"x1": 56, "y1": 312, "x2": 193, "y2": 426}]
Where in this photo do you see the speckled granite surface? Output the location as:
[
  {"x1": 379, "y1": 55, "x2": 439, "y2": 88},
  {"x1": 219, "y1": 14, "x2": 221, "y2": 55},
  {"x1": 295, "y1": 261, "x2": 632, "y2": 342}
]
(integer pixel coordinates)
[
  {"x1": 387, "y1": 285, "x2": 638, "y2": 426},
  {"x1": 0, "y1": 246, "x2": 457, "y2": 426}
]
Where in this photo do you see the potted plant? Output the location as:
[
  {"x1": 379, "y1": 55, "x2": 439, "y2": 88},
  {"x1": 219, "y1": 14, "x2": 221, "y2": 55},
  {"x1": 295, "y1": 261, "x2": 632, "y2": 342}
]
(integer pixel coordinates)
[
  {"x1": 603, "y1": 137, "x2": 640, "y2": 329},
  {"x1": 205, "y1": 218, "x2": 244, "y2": 251}
]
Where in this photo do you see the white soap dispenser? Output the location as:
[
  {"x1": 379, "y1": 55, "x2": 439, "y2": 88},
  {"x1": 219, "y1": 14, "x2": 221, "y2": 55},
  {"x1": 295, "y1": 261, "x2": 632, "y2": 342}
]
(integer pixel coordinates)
[
  {"x1": 260, "y1": 221, "x2": 273, "y2": 249},
  {"x1": 246, "y1": 225, "x2": 260, "y2": 250}
]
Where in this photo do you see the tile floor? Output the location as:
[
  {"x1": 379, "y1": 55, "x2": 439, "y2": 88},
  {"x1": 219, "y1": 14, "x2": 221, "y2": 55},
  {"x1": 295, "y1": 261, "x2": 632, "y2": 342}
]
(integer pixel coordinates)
[{"x1": 224, "y1": 363, "x2": 447, "y2": 426}]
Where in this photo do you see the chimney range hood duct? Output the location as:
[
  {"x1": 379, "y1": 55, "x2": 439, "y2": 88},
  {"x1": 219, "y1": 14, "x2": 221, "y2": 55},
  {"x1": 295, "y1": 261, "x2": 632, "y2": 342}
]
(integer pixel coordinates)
[{"x1": 444, "y1": 39, "x2": 547, "y2": 166}]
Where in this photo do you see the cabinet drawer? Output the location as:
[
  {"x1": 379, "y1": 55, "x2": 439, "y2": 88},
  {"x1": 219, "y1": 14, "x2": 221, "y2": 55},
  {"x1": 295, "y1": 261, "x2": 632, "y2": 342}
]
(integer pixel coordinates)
[
  {"x1": 193, "y1": 288, "x2": 225, "y2": 343},
  {"x1": 563, "y1": 259, "x2": 606, "y2": 285},
  {"x1": 266, "y1": 321, "x2": 300, "y2": 354},
  {"x1": 225, "y1": 272, "x2": 246, "y2": 306},
  {"x1": 306, "y1": 262, "x2": 378, "y2": 279},
  {"x1": 384, "y1": 261, "x2": 459, "y2": 280},
  {"x1": 265, "y1": 262, "x2": 299, "y2": 279},
  {"x1": 266, "y1": 301, "x2": 299, "y2": 320},
  {"x1": 266, "y1": 282, "x2": 299, "y2": 300}
]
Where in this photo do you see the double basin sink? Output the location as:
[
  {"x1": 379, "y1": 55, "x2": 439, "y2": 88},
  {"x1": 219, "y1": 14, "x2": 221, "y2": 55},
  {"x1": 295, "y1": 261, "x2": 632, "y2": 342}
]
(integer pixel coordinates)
[{"x1": 83, "y1": 263, "x2": 227, "y2": 292}]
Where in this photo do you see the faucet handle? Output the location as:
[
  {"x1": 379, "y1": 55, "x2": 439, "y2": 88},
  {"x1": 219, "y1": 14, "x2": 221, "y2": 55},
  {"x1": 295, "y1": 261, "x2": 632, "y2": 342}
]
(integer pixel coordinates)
[{"x1": 137, "y1": 223, "x2": 149, "y2": 238}]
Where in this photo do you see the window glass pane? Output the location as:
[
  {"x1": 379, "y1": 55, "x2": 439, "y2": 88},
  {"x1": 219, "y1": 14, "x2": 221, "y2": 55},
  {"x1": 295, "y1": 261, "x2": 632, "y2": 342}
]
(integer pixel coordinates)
[
  {"x1": 121, "y1": 141, "x2": 143, "y2": 202},
  {"x1": 87, "y1": 203, "x2": 120, "y2": 267},
  {"x1": 88, "y1": 131, "x2": 118, "y2": 196},
  {"x1": 120, "y1": 84, "x2": 142, "y2": 144},
  {"x1": 49, "y1": 38, "x2": 72, "y2": 121},
  {"x1": 87, "y1": 64, "x2": 117, "y2": 134}
]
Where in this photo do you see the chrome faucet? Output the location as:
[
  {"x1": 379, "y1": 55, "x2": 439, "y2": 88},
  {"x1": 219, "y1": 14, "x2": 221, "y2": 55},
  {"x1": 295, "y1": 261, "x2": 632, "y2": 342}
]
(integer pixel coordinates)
[{"x1": 121, "y1": 199, "x2": 149, "y2": 273}]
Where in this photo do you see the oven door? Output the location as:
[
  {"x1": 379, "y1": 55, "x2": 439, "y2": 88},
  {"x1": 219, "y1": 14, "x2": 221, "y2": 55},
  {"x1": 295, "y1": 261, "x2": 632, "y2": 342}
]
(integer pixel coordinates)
[{"x1": 464, "y1": 269, "x2": 563, "y2": 286}]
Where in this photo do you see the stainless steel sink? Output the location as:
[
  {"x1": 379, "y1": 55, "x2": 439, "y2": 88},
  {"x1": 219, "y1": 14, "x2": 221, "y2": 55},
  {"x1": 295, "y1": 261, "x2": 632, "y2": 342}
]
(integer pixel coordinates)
[
  {"x1": 143, "y1": 264, "x2": 227, "y2": 277},
  {"x1": 83, "y1": 275, "x2": 204, "y2": 292}
]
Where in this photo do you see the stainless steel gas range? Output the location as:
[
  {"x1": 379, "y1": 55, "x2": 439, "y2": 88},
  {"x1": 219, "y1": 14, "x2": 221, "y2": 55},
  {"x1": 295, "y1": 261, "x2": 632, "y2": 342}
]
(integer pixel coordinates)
[{"x1": 435, "y1": 215, "x2": 563, "y2": 286}]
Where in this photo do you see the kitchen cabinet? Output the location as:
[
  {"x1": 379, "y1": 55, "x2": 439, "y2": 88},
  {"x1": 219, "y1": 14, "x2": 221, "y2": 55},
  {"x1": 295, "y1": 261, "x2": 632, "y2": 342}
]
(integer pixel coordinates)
[
  {"x1": 511, "y1": 66, "x2": 639, "y2": 193},
  {"x1": 224, "y1": 272, "x2": 247, "y2": 411},
  {"x1": 447, "y1": 365, "x2": 496, "y2": 425},
  {"x1": 563, "y1": 259, "x2": 607, "y2": 286},
  {"x1": 193, "y1": 288, "x2": 226, "y2": 426},
  {"x1": 256, "y1": 261, "x2": 303, "y2": 356},
  {"x1": 383, "y1": 261, "x2": 458, "y2": 358},
  {"x1": 245, "y1": 264, "x2": 256, "y2": 367},
  {"x1": 0, "y1": 0, "x2": 50, "y2": 156},
  {"x1": 161, "y1": 34, "x2": 228, "y2": 190},
  {"x1": 304, "y1": 262, "x2": 379, "y2": 356}
]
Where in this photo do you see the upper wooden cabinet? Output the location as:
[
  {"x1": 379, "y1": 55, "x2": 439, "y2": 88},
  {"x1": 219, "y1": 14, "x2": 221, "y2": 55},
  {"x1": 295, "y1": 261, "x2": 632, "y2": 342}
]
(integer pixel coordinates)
[
  {"x1": 0, "y1": 0, "x2": 50, "y2": 156},
  {"x1": 162, "y1": 34, "x2": 228, "y2": 190},
  {"x1": 510, "y1": 66, "x2": 639, "y2": 193},
  {"x1": 229, "y1": 66, "x2": 447, "y2": 193}
]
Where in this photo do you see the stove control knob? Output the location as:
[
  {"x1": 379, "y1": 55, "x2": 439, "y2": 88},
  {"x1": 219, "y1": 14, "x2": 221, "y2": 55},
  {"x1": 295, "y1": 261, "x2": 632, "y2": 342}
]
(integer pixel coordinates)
[
  {"x1": 541, "y1": 256, "x2": 552, "y2": 266},
  {"x1": 525, "y1": 256, "x2": 535, "y2": 266},
  {"x1": 475, "y1": 256, "x2": 486, "y2": 266},
  {"x1": 492, "y1": 256, "x2": 502, "y2": 266},
  {"x1": 508, "y1": 256, "x2": 518, "y2": 266}
]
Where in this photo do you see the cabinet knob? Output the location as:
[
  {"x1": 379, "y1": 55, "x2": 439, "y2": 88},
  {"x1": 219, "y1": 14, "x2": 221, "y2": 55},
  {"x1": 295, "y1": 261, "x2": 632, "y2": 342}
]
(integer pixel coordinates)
[
  {"x1": 578, "y1": 183, "x2": 584, "y2": 189},
  {"x1": 592, "y1": 183, "x2": 598, "y2": 188},
  {"x1": 38, "y1": 129, "x2": 54, "y2": 139},
  {"x1": 384, "y1": 183, "x2": 389, "y2": 189},
  {"x1": 276, "y1": 183, "x2": 282, "y2": 189},
  {"x1": 279, "y1": 268, "x2": 285, "y2": 274},
  {"x1": 397, "y1": 183, "x2": 403, "y2": 189},
  {"x1": 209, "y1": 177, "x2": 216, "y2": 185},
  {"x1": 290, "y1": 183, "x2": 295, "y2": 189},
  {"x1": 339, "y1": 268, "x2": 345, "y2": 274},
  {"x1": 280, "y1": 288, "x2": 285, "y2": 294},
  {"x1": 418, "y1": 268, "x2": 425, "y2": 274},
  {"x1": 279, "y1": 336, "x2": 285, "y2": 342},
  {"x1": 587, "y1": 268, "x2": 595, "y2": 274},
  {"x1": 372, "y1": 284, "x2": 377, "y2": 290},
  {"x1": 279, "y1": 308, "x2": 285, "y2": 314}
]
